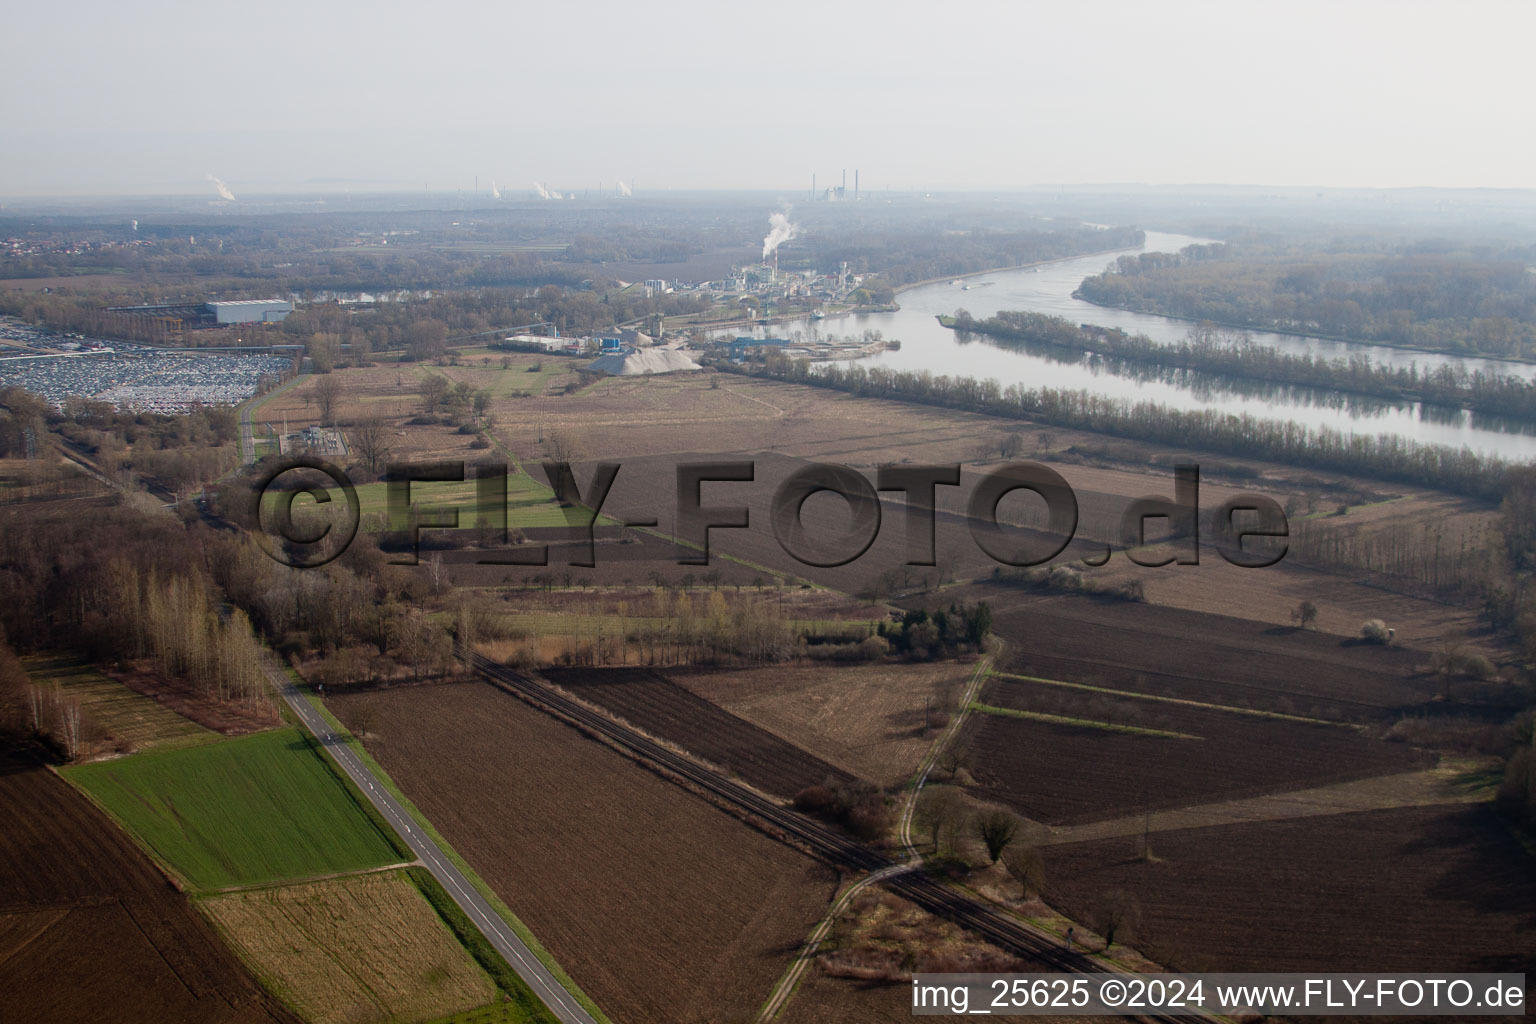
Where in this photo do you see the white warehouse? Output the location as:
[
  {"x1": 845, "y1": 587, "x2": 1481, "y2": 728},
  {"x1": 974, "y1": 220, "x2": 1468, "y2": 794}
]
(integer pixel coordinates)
[{"x1": 208, "y1": 299, "x2": 292, "y2": 324}]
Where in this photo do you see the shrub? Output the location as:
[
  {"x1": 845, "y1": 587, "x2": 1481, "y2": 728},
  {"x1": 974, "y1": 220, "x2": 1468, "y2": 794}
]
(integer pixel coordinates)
[
  {"x1": 846, "y1": 797, "x2": 896, "y2": 841},
  {"x1": 793, "y1": 784, "x2": 838, "y2": 816},
  {"x1": 795, "y1": 779, "x2": 895, "y2": 840},
  {"x1": 1047, "y1": 565, "x2": 1083, "y2": 590},
  {"x1": 1360, "y1": 619, "x2": 1392, "y2": 644},
  {"x1": 1463, "y1": 654, "x2": 1498, "y2": 681}
]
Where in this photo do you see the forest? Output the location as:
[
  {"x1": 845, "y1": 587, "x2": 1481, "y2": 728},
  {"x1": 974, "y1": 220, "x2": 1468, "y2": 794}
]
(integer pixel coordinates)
[
  {"x1": 1074, "y1": 242, "x2": 1536, "y2": 359},
  {"x1": 945, "y1": 309, "x2": 1536, "y2": 421}
]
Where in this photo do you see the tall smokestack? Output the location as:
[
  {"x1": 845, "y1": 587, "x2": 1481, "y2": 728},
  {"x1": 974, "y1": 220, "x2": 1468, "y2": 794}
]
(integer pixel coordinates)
[
  {"x1": 855, "y1": 169, "x2": 859, "y2": 200},
  {"x1": 812, "y1": 173, "x2": 816, "y2": 200},
  {"x1": 842, "y1": 169, "x2": 846, "y2": 191}
]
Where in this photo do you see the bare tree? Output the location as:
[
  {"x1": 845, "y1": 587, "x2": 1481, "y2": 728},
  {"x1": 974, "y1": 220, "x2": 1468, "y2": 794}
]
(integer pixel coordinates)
[
  {"x1": 975, "y1": 808, "x2": 1020, "y2": 863},
  {"x1": 26, "y1": 684, "x2": 43, "y2": 734},
  {"x1": 419, "y1": 375, "x2": 449, "y2": 416},
  {"x1": 937, "y1": 742, "x2": 971, "y2": 781},
  {"x1": 913, "y1": 786, "x2": 966, "y2": 854},
  {"x1": 425, "y1": 552, "x2": 449, "y2": 596},
  {"x1": 544, "y1": 429, "x2": 584, "y2": 466},
  {"x1": 351, "y1": 703, "x2": 379, "y2": 737},
  {"x1": 313, "y1": 375, "x2": 343, "y2": 426},
  {"x1": 351, "y1": 414, "x2": 392, "y2": 474},
  {"x1": 395, "y1": 612, "x2": 430, "y2": 679},
  {"x1": 1002, "y1": 844, "x2": 1046, "y2": 897},
  {"x1": 1094, "y1": 890, "x2": 1141, "y2": 951},
  {"x1": 52, "y1": 688, "x2": 82, "y2": 760},
  {"x1": 1290, "y1": 600, "x2": 1319, "y2": 629}
]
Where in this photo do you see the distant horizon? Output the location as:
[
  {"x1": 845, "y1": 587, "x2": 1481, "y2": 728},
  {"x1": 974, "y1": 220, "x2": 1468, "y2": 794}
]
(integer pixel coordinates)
[
  {"x1": 5, "y1": 0, "x2": 1532, "y2": 199},
  {"x1": 8, "y1": 180, "x2": 1536, "y2": 205}
]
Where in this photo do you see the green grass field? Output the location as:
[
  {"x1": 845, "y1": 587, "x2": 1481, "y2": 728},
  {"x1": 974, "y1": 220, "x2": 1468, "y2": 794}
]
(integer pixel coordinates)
[
  {"x1": 65, "y1": 728, "x2": 405, "y2": 890},
  {"x1": 350, "y1": 475, "x2": 580, "y2": 530},
  {"x1": 265, "y1": 470, "x2": 599, "y2": 532},
  {"x1": 433, "y1": 357, "x2": 580, "y2": 398}
]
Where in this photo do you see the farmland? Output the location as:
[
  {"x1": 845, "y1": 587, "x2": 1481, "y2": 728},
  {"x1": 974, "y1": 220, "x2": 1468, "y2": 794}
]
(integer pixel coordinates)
[
  {"x1": 268, "y1": 359, "x2": 1505, "y2": 655},
  {"x1": 544, "y1": 665, "x2": 856, "y2": 798},
  {"x1": 327, "y1": 680, "x2": 839, "y2": 1024},
  {"x1": 1041, "y1": 804, "x2": 1536, "y2": 978},
  {"x1": 671, "y1": 661, "x2": 972, "y2": 787},
  {"x1": 942, "y1": 593, "x2": 1437, "y2": 824},
  {"x1": 0, "y1": 744, "x2": 298, "y2": 1024},
  {"x1": 958, "y1": 679, "x2": 1428, "y2": 825},
  {"x1": 65, "y1": 727, "x2": 405, "y2": 889},
  {"x1": 974, "y1": 583, "x2": 1441, "y2": 720},
  {"x1": 200, "y1": 870, "x2": 500, "y2": 1024},
  {"x1": 21, "y1": 653, "x2": 217, "y2": 755},
  {"x1": 102, "y1": 659, "x2": 282, "y2": 734}
]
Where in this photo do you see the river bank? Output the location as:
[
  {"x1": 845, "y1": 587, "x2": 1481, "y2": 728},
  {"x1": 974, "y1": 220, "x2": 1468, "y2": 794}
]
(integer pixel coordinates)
[
  {"x1": 710, "y1": 230, "x2": 1536, "y2": 459},
  {"x1": 892, "y1": 243, "x2": 1140, "y2": 296},
  {"x1": 936, "y1": 312, "x2": 1536, "y2": 424},
  {"x1": 1070, "y1": 291, "x2": 1536, "y2": 369}
]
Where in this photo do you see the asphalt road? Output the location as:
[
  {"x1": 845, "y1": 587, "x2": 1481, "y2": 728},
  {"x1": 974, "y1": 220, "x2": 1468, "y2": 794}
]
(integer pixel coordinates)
[
  {"x1": 261, "y1": 658, "x2": 599, "y2": 1024},
  {"x1": 239, "y1": 394, "x2": 259, "y2": 465}
]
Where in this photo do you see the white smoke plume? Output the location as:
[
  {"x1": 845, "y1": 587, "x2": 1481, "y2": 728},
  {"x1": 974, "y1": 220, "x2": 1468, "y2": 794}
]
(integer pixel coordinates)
[
  {"x1": 616, "y1": 180, "x2": 632, "y2": 197},
  {"x1": 532, "y1": 182, "x2": 564, "y2": 200},
  {"x1": 207, "y1": 174, "x2": 236, "y2": 201},
  {"x1": 762, "y1": 210, "x2": 798, "y2": 259},
  {"x1": 490, "y1": 180, "x2": 501, "y2": 200}
]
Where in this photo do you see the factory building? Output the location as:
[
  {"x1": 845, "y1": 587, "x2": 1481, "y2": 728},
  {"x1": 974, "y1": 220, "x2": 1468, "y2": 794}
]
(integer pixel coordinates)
[
  {"x1": 106, "y1": 298, "x2": 292, "y2": 328},
  {"x1": 208, "y1": 299, "x2": 292, "y2": 324}
]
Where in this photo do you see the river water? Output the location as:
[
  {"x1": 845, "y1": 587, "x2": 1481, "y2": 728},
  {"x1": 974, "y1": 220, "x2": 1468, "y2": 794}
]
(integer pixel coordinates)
[{"x1": 729, "y1": 231, "x2": 1536, "y2": 461}]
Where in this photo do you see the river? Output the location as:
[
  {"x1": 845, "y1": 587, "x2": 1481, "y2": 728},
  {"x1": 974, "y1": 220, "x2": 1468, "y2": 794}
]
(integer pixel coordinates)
[{"x1": 727, "y1": 231, "x2": 1536, "y2": 461}]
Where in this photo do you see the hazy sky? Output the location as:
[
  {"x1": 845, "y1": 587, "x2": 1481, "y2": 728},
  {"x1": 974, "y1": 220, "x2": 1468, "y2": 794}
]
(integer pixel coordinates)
[{"x1": 4, "y1": 0, "x2": 1532, "y2": 196}]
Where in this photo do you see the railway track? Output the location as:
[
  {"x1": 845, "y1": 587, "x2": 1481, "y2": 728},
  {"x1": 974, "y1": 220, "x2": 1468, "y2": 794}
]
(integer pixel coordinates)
[{"x1": 460, "y1": 647, "x2": 1216, "y2": 1024}]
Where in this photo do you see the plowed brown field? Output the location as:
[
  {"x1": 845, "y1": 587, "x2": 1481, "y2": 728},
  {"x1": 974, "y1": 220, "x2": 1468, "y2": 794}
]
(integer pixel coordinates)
[
  {"x1": 328, "y1": 681, "x2": 838, "y2": 1024},
  {"x1": 0, "y1": 743, "x2": 298, "y2": 1024},
  {"x1": 959, "y1": 676, "x2": 1428, "y2": 826},
  {"x1": 544, "y1": 665, "x2": 857, "y2": 797},
  {"x1": 1042, "y1": 804, "x2": 1536, "y2": 982}
]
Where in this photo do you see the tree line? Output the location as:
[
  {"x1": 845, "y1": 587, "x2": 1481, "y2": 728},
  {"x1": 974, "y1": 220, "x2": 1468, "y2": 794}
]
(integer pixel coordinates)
[
  {"x1": 0, "y1": 504, "x2": 276, "y2": 757},
  {"x1": 1074, "y1": 242, "x2": 1536, "y2": 360},
  {"x1": 722, "y1": 357, "x2": 1514, "y2": 501},
  {"x1": 2, "y1": 386, "x2": 244, "y2": 495},
  {"x1": 947, "y1": 310, "x2": 1536, "y2": 422}
]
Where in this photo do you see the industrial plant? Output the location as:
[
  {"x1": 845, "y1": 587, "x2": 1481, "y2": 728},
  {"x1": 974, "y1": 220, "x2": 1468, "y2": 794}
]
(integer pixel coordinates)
[{"x1": 105, "y1": 298, "x2": 293, "y2": 330}]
